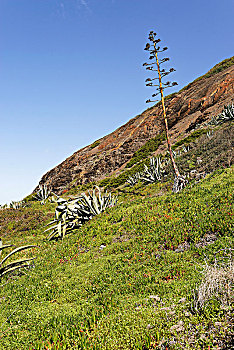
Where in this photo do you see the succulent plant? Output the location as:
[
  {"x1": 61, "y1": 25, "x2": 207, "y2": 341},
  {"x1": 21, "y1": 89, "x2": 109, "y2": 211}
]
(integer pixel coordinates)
[
  {"x1": 9, "y1": 200, "x2": 27, "y2": 209},
  {"x1": 46, "y1": 186, "x2": 118, "y2": 241},
  {"x1": 182, "y1": 145, "x2": 190, "y2": 153},
  {"x1": 172, "y1": 175, "x2": 188, "y2": 193},
  {"x1": 126, "y1": 172, "x2": 141, "y2": 187},
  {"x1": 206, "y1": 104, "x2": 234, "y2": 127},
  {"x1": 206, "y1": 130, "x2": 214, "y2": 139},
  {"x1": 219, "y1": 103, "x2": 234, "y2": 121},
  {"x1": 34, "y1": 184, "x2": 51, "y2": 204},
  {"x1": 0, "y1": 239, "x2": 36, "y2": 280},
  {"x1": 139, "y1": 157, "x2": 165, "y2": 184}
]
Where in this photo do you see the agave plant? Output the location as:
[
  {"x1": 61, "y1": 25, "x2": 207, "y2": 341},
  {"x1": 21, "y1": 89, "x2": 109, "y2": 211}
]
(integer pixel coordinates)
[
  {"x1": 0, "y1": 239, "x2": 36, "y2": 280},
  {"x1": 182, "y1": 145, "x2": 190, "y2": 153},
  {"x1": 206, "y1": 104, "x2": 234, "y2": 127},
  {"x1": 126, "y1": 172, "x2": 141, "y2": 187},
  {"x1": 219, "y1": 103, "x2": 234, "y2": 122},
  {"x1": 206, "y1": 130, "x2": 214, "y2": 139},
  {"x1": 34, "y1": 184, "x2": 51, "y2": 204},
  {"x1": 139, "y1": 157, "x2": 165, "y2": 184},
  {"x1": 9, "y1": 200, "x2": 26, "y2": 209},
  {"x1": 46, "y1": 186, "x2": 118, "y2": 241}
]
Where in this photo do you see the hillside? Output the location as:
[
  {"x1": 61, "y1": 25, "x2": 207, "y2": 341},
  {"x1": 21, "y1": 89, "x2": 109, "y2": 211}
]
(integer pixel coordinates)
[
  {"x1": 0, "y1": 58, "x2": 233, "y2": 350},
  {"x1": 0, "y1": 166, "x2": 233, "y2": 349},
  {"x1": 37, "y1": 57, "x2": 234, "y2": 195}
]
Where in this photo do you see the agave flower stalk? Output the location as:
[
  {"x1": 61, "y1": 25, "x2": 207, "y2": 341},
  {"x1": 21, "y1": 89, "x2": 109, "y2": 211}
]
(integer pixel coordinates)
[{"x1": 143, "y1": 31, "x2": 187, "y2": 192}]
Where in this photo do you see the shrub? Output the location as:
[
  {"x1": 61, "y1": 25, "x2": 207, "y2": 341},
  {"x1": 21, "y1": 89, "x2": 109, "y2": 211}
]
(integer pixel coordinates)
[
  {"x1": 206, "y1": 104, "x2": 234, "y2": 127},
  {"x1": 139, "y1": 157, "x2": 165, "y2": 184},
  {"x1": 172, "y1": 129, "x2": 208, "y2": 149},
  {"x1": 125, "y1": 133, "x2": 165, "y2": 168},
  {"x1": 89, "y1": 140, "x2": 101, "y2": 149}
]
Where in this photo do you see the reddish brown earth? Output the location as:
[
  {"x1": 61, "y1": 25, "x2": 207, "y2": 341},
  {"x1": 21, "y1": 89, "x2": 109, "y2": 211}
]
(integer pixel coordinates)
[{"x1": 38, "y1": 61, "x2": 234, "y2": 194}]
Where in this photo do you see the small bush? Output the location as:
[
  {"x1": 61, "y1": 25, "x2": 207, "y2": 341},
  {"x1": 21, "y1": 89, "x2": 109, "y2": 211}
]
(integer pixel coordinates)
[
  {"x1": 172, "y1": 129, "x2": 208, "y2": 149},
  {"x1": 89, "y1": 140, "x2": 101, "y2": 149},
  {"x1": 126, "y1": 133, "x2": 165, "y2": 168}
]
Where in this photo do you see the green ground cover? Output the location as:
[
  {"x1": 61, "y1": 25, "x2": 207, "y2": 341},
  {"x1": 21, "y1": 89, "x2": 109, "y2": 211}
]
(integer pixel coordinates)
[
  {"x1": 125, "y1": 133, "x2": 165, "y2": 169},
  {"x1": 0, "y1": 166, "x2": 233, "y2": 349}
]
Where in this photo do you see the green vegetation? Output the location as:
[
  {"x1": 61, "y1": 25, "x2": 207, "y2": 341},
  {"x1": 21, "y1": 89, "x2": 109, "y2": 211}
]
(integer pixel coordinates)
[
  {"x1": 99, "y1": 160, "x2": 148, "y2": 189},
  {"x1": 90, "y1": 140, "x2": 101, "y2": 149},
  {"x1": 126, "y1": 133, "x2": 165, "y2": 168},
  {"x1": 206, "y1": 103, "x2": 234, "y2": 126},
  {"x1": 180, "y1": 56, "x2": 234, "y2": 93},
  {"x1": 99, "y1": 127, "x2": 211, "y2": 190},
  {"x1": 172, "y1": 129, "x2": 208, "y2": 149},
  {"x1": 0, "y1": 166, "x2": 233, "y2": 349}
]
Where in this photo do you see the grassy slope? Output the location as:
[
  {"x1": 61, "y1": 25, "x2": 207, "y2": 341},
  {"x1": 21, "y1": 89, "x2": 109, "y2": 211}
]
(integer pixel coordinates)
[{"x1": 0, "y1": 167, "x2": 233, "y2": 349}]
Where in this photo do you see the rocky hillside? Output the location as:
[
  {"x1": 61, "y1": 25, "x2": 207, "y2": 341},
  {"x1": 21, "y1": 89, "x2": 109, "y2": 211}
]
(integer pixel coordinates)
[{"x1": 38, "y1": 57, "x2": 234, "y2": 194}]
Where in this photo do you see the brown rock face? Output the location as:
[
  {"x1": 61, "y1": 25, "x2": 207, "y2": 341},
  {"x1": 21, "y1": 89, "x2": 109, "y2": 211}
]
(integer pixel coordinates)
[{"x1": 38, "y1": 61, "x2": 234, "y2": 194}]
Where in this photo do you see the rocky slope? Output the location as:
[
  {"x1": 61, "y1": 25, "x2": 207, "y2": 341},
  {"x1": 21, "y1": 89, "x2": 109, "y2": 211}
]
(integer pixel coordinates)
[{"x1": 38, "y1": 58, "x2": 234, "y2": 194}]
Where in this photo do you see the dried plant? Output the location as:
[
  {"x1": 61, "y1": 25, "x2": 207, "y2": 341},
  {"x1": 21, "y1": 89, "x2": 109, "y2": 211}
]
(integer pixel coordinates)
[{"x1": 191, "y1": 248, "x2": 234, "y2": 313}]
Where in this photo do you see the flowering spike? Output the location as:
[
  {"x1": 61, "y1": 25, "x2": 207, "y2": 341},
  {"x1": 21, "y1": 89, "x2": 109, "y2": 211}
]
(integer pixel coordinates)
[
  {"x1": 143, "y1": 30, "x2": 182, "y2": 185},
  {"x1": 144, "y1": 43, "x2": 151, "y2": 50}
]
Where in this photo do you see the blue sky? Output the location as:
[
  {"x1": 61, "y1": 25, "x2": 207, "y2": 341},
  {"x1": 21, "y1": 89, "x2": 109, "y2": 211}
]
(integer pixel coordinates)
[{"x1": 0, "y1": 0, "x2": 233, "y2": 204}]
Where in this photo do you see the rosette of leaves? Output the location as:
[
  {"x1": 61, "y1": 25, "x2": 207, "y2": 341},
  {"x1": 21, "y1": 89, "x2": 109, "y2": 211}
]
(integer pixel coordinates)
[
  {"x1": 126, "y1": 172, "x2": 141, "y2": 187},
  {"x1": 139, "y1": 157, "x2": 165, "y2": 184},
  {"x1": 46, "y1": 186, "x2": 118, "y2": 241},
  {"x1": 34, "y1": 184, "x2": 51, "y2": 204},
  {"x1": 219, "y1": 103, "x2": 234, "y2": 122},
  {"x1": 206, "y1": 104, "x2": 234, "y2": 126},
  {"x1": 9, "y1": 200, "x2": 27, "y2": 209},
  {"x1": 0, "y1": 239, "x2": 36, "y2": 280}
]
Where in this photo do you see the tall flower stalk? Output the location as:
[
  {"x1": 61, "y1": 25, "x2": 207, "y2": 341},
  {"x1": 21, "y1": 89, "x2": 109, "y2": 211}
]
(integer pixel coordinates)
[{"x1": 143, "y1": 30, "x2": 186, "y2": 191}]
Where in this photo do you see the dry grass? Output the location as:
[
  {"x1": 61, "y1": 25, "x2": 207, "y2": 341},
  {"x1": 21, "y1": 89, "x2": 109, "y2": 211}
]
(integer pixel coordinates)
[{"x1": 192, "y1": 249, "x2": 234, "y2": 313}]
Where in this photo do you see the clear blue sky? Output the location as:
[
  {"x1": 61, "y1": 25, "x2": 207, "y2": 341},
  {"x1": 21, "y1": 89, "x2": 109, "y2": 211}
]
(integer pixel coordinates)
[{"x1": 0, "y1": 0, "x2": 233, "y2": 204}]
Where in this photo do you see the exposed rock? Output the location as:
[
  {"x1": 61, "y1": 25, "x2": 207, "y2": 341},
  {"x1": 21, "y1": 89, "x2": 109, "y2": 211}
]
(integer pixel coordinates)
[{"x1": 37, "y1": 61, "x2": 234, "y2": 194}]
